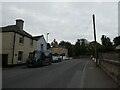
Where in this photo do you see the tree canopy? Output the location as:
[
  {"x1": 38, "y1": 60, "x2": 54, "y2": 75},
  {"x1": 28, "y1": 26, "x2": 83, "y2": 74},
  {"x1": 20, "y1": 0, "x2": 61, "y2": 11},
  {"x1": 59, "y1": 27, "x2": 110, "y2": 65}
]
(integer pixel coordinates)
[
  {"x1": 50, "y1": 35, "x2": 118, "y2": 58},
  {"x1": 74, "y1": 39, "x2": 89, "y2": 57},
  {"x1": 51, "y1": 39, "x2": 58, "y2": 47},
  {"x1": 113, "y1": 36, "x2": 120, "y2": 46},
  {"x1": 101, "y1": 35, "x2": 112, "y2": 48},
  {"x1": 59, "y1": 41, "x2": 73, "y2": 57}
]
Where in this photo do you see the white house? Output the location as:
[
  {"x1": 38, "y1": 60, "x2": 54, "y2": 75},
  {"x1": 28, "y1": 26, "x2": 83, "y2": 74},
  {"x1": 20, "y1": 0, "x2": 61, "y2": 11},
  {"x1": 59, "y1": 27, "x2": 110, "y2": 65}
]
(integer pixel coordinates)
[{"x1": 33, "y1": 35, "x2": 47, "y2": 51}]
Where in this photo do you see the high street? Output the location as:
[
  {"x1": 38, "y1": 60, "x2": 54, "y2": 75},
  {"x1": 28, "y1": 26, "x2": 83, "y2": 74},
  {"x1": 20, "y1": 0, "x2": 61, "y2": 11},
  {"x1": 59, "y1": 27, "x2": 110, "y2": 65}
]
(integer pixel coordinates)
[{"x1": 2, "y1": 58, "x2": 118, "y2": 88}]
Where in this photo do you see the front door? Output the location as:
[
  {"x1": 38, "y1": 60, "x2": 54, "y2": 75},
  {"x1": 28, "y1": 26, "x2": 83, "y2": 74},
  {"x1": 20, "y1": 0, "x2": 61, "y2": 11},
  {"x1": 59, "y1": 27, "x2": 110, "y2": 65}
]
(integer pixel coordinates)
[{"x1": 2, "y1": 54, "x2": 8, "y2": 67}]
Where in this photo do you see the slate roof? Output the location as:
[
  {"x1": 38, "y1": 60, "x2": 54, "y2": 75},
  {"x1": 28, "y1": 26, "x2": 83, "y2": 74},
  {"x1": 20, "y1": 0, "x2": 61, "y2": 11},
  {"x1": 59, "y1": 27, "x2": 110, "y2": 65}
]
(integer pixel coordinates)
[{"x1": 0, "y1": 25, "x2": 35, "y2": 39}]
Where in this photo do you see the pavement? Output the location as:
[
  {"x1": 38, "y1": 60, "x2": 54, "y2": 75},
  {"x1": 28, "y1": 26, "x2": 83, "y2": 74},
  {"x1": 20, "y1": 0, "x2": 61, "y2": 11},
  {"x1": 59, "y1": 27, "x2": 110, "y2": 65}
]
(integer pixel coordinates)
[{"x1": 2, "y1": 58, "x2": 119, "y2": 88}]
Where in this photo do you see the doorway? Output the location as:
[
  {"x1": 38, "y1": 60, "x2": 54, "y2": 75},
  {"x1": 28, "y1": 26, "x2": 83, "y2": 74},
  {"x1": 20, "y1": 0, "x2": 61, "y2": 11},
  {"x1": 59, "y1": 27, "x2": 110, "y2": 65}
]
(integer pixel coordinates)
[{"x1": 2, "y1": 54, "x2": 8, "y2": 67}]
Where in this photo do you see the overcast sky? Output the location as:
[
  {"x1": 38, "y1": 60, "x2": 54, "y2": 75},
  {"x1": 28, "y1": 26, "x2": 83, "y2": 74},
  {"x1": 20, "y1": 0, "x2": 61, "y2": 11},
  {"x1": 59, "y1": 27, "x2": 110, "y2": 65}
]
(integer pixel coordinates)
[{"x1": 1, "y1": 2, "x2": 118, "y2": 44}]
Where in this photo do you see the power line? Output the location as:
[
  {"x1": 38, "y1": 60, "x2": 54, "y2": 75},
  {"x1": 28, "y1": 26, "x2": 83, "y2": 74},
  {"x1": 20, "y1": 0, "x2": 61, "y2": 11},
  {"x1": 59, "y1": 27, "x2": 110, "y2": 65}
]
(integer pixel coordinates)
[{"x1": 85, "y1": 19, "x2": 92, "y2": 31}]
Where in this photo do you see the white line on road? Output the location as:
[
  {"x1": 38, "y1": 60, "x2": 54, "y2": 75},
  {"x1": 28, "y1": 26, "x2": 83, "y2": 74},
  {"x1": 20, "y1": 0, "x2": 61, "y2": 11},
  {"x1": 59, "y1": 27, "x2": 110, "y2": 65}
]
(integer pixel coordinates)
[{"x1": 80, "y1": 60, "x2": 90, "y2": 88}]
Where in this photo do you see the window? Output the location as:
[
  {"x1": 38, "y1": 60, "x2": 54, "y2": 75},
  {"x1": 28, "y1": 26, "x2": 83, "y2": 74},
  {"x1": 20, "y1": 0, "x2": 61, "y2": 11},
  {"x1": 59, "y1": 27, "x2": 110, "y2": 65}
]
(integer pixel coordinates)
[
  {"x1": 41, "y1": 44, "x2": 44, "y2": 50},
  {"x1": 30, "y1": 39, "x2": 33, "y2": 47},
  {"x1": 18, "y1": 51, "x2": 23, "y2": 61},
  {"x1": 19, "y1": 35, "x2": 24, "y2": 44}
]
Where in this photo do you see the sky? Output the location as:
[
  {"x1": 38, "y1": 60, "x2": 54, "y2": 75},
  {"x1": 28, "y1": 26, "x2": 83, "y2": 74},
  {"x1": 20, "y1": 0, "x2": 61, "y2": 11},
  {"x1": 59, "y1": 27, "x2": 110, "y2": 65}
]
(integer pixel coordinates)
[{"x1": 1, "y1": 1, "x2": 118, "y2": 44}]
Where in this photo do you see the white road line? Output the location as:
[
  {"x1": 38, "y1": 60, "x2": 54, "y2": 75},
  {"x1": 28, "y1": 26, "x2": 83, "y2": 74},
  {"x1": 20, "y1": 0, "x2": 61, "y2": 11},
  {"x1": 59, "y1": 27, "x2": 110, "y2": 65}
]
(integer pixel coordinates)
[{"x1": 80, "y1": 60, "x2": 90, "y2": 88}]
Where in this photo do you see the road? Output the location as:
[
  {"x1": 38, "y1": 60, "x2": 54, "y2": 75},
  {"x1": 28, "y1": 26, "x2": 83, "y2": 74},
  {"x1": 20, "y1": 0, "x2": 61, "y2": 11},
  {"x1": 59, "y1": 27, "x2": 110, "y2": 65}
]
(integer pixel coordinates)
[{"x1": 2, "y1": 58, "x2": 119, "y2": 88}]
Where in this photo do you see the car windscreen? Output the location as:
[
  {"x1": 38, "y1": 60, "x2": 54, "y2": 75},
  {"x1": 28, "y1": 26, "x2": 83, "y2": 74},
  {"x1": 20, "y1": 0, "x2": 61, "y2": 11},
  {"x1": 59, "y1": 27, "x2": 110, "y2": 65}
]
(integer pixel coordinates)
[
  {"x1": 34, "y1": 52, "x2": 41, "y2": 60},
  {"x1": 29, "y1": 53, "x2": 34, "y2": 58}
]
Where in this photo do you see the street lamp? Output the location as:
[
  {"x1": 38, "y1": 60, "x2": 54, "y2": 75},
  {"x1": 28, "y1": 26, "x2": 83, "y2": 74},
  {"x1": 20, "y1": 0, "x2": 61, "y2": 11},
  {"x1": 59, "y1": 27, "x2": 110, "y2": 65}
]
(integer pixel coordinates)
[{"x1": 47, "y1": 33, "x2": 50, "y2": 43}]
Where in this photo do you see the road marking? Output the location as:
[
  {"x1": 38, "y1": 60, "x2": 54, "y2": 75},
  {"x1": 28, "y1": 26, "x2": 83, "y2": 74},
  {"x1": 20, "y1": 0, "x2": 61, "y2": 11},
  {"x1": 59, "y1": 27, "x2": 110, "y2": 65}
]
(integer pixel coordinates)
[{"x1": 80, "y1": 60, "x2": 90, "y2": 88}]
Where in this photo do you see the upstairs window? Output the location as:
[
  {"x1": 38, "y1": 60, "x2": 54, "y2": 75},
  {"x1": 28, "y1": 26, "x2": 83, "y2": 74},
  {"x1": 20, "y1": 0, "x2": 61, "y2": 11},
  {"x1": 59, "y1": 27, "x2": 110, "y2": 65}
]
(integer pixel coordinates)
[
  {"x1": 41, "y1": 44, "x2": 44, "y2": 50},
  {"x1": 19, "y1": 35, "x2": 24, "y2": 44}
]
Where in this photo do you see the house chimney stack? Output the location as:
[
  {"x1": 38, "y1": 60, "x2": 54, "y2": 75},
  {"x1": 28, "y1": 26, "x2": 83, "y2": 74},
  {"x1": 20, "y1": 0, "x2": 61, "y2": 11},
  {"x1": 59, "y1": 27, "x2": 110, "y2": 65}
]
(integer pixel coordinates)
[{"x1": 16, "y1": 19, "x2": 24, "y2": 30}]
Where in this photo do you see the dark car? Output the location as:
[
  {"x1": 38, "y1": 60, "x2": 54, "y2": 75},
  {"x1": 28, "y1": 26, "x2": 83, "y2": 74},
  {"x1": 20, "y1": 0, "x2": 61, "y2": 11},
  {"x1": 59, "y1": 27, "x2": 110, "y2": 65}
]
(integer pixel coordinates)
[{"x1": 27, "y1": 50, "x2": 52, "y2": 67}]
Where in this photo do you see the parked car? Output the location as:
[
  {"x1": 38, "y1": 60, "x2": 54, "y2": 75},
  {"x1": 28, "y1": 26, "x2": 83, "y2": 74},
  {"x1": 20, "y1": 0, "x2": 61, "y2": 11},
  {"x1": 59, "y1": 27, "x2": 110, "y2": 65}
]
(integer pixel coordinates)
[
  {"x1": 52, "y1": 56, "x2": 62, "y2": 63},
  {"x1": 26, "y1": 50, "x2": 52, "y2": 67}
]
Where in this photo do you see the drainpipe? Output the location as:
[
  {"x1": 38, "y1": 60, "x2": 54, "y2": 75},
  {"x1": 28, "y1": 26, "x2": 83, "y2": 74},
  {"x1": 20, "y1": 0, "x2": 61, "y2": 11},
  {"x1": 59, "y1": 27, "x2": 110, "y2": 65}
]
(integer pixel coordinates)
[{"x1": 12, "y1": 32, "x2": 16, "y2": 65}]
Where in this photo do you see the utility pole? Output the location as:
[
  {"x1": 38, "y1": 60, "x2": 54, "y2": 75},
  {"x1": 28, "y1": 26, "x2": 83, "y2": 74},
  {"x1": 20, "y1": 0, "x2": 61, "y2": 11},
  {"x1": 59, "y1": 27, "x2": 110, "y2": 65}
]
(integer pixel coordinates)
[{"x1": 92, "y1": 14, "x2": 98, "y2": 67}]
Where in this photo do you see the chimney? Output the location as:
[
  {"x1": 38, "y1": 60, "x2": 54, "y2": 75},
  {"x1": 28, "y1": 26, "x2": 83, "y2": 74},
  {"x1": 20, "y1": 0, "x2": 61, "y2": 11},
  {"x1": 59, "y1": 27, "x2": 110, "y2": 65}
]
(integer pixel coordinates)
[{"x1": 16, "y1": 19, "x2": 24, "y2": 30}]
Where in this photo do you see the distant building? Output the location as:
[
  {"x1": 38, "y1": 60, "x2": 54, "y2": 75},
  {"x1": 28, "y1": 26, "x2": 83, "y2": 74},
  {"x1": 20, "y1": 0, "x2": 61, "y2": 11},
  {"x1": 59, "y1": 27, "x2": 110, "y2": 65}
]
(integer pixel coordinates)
[
  {"x1": 49, "y1": 47, "x2": 68, "y2": 59},
  {"x1": 33, "y1": 35, "x2": 47, "y2": 51},
  {"x1": 0, "y1": 19, "x2": 37, "y2": 66}
]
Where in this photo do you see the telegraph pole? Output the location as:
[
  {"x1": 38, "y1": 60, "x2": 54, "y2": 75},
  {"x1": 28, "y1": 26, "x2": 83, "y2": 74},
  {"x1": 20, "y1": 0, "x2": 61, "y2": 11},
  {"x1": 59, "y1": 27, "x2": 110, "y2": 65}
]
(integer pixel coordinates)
[{"x1": 92, "y1": 14, "x2": 98, "y2": 67}]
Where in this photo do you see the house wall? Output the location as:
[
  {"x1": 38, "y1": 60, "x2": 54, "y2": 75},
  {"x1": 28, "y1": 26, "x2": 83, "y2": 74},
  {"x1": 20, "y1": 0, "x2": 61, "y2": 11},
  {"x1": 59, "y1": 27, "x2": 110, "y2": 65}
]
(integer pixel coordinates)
[
  {"x1": 13, "y1": 33, "x2": 37, "y2": 64},
  {"x1": 2, "y1": 32, "x2": 37, "y2": 65},
  {"x1": 36, "y1": 36, "x2": 47, "y2": 51},
  {"x1": 49, "y1": 47, "x2": 68, "y2": 57},
  {"x1": 2, "y1": 32, "x2": 14, "y2": 65}
]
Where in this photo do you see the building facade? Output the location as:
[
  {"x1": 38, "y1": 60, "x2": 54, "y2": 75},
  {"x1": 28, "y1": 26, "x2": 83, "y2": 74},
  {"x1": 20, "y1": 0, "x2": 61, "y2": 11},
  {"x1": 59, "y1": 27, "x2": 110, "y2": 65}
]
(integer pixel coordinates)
[
  {"x1": 0, "y1": 19, "x2": 37, "y2": 66},
  {"x1": 49, "y1": 47, "x2": 68, "y2": 58},
  {"x1": 33, "y1": 35, "x2": 47, "y2": 51}
]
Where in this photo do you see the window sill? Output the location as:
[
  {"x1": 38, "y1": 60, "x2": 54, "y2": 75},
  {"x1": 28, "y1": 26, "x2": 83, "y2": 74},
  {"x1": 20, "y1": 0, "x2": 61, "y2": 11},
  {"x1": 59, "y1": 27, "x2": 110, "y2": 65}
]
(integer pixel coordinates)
[{"x1": 19, "y1": 43, "x2": 24, "y2": 46}]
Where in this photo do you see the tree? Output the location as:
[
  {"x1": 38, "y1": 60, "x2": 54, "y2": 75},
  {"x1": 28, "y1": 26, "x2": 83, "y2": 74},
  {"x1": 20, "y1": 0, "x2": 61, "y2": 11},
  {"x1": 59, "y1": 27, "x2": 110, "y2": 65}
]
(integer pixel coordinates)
[
  {"x1": 79, "y1": 38, "x2": 88, "y2": 46},
  {"x1": 51, "y1": 39, "x2": 58, "y2": 47},
  {"x1": 89, "y1": 41, "x2": 102, "y2": 57},
  {"x1": 59, "y1": 41, "x2": 73, "y2": 57},
  {"x1": 74, "y1": 38, "x2": 89, "y2": 57},
  {"x1": 113, "y1": 36, "x2": 120, "y2": 46},
  {"x1": 74, "y1": 39, "x2": 81, "y2": 57},
  {"x1": 101, "y1": 35, "x2": 112, "y2": 48}
]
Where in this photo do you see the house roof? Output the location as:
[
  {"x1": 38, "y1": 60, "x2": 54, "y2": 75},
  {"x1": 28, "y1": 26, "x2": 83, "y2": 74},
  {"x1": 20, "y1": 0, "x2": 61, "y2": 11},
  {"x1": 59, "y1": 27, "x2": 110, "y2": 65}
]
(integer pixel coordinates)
[
  {"x1": 50, "y1": 46, "x2": 67, "y2": 50},
  {"x1": 0, "y1": 25, "x2": 36, "y2": 40},
  {"x1": 33, "y1": 35, "x2": 43, "y2": 41}
]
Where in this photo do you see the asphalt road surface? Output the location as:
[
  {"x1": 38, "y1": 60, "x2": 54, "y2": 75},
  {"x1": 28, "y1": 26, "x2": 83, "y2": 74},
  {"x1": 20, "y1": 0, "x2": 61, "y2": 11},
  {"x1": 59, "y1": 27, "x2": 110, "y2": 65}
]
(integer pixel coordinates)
[{"x1": 2, "y1": 58, "x2": 119, "y2": 88}]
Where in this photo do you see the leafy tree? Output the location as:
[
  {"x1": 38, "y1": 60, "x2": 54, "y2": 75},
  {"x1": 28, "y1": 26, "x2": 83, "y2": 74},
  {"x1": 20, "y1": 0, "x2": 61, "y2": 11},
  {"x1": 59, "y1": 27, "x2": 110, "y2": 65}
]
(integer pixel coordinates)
[
  {"x1": 74, "y1": 39, "x2": 89, "y2": 57},
  {"x1": 113, "y1": 36, "x2": 120, "y2": 46},
  {"x1": 74, "y1": 39, "x2": 81, "y2": 56},
  {"x1": 51, "y1": 39, "x2": 58, "y2": 47},
  {"x1": 59, "y1": 41, "x2": 73, "y2": 57},
  {"x1": 79, "y1": 39, "x2": 88, "y2": 46},
  {"x1": 101, "y1": 35, "x2": 113, "y2": 48},
  {"x1": 89, "y1": 41, "x2": 102, "y2": 57}
]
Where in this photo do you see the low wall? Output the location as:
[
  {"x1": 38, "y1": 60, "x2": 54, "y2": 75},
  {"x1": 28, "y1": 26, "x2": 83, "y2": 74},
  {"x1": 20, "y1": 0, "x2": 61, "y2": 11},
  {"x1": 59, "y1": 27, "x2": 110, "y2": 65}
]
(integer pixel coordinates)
[{"x1": 98, "y1": 52, "x2": 120, "y2": 86}]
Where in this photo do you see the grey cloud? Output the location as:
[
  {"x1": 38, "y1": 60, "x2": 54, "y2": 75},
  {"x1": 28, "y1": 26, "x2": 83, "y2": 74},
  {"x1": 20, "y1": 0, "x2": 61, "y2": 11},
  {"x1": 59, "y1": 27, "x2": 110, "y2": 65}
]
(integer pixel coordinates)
[{"x1": 2, "y1": 2, "x2": 118, "y2": 44}]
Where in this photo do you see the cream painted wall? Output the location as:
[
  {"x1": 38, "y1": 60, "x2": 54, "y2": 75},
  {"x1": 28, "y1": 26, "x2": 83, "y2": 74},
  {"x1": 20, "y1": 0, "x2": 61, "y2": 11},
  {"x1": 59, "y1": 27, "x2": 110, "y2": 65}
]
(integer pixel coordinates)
[
  {"x1": 2, "y1": 32, "x2": 14, "y2": 65},
  {"x1": 2, "y1": 32, "x2": 37, "y2": 65},
  {"x1": 49, "y1": 47, "x2": 68, "y2": 57},
  {"x1": 13, "y1": 33, "x2": 37, "y2": 64}
]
